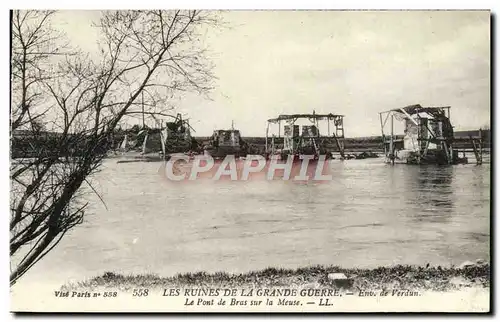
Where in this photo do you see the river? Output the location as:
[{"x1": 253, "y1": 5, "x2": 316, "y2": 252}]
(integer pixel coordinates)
[{"x1": 12, "y1": 157, "x2": 490, "y2": 288}]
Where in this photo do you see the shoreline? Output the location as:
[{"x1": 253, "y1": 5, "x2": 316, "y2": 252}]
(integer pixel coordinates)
[
  {"x1": 11, "y1": 263, "x2": 490, "y2": 312},
  {"x1": 62, "y1": 263, "x2": 490, "y2": 291}
]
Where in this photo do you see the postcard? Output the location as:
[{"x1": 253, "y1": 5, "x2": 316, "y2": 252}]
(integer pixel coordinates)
[{"x1": 9, "y1": 9, "x2": 490, "y2": 313}]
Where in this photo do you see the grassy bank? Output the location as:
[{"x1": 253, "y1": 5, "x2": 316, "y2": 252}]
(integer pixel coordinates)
[{"x1": 63, "y1": 263, "x2": 489, "y2": 292}]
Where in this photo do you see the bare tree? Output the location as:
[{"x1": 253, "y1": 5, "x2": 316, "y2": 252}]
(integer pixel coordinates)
[
  {"x1": 10, "y1": 10, "x2": 219, "y2": 285},
  {"x1": 11, "y1": 10, "x2": 67, "y2": 132}
]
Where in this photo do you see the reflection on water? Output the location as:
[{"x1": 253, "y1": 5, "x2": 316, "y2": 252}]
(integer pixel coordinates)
[
  {"x1": 13, "y1": 159, "x2": 490, "y2": 287},
  {"x1": 410, "y1": 166, "x2": 455, "y2": 223}
]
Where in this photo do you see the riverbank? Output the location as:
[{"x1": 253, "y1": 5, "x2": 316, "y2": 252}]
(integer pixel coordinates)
[
  {"x1": 11, "y1": 129, "x2": 490, "y2": 158},
  {"x1": 11, "y1": 263, "x2": 490, "y2": 313},
  {"x1": 63, "y1": 262, "x2": 489, "y2": 291}
]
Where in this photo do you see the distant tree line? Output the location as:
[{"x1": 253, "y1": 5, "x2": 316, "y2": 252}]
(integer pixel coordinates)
[{"x1": 12, "y1": 128, "x2": 490, "y2": 159}]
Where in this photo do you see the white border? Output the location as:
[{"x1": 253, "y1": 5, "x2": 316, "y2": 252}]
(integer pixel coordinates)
[{"x1": 4, "y1": 1, "x2": 500, "y2": 10}]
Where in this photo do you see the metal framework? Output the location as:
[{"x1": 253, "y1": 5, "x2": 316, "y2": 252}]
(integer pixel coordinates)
[
  {"x1": 379, "y1": 104, "x2": 474, "y2": 165},
  {"x1": 207, "y1": 129, "x2": 244, "y2": 158},
  {"x1": 265, "y1": 112, "x2": 345, "y2": 159},
  {"x1": 160, "y1": 113, "x2": 194, "y2": 155}
]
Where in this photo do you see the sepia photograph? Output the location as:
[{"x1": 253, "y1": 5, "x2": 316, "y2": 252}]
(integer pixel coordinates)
[{"x1": 8, "y1": 7, "x2": 491, "y2": 313}]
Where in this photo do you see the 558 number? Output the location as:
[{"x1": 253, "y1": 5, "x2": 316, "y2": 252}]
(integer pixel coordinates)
[{"x1": 133, "y1": 289, "x2": 149, "y2": 297}]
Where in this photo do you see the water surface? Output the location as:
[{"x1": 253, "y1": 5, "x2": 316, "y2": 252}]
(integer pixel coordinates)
[{"x1": 14, "y1": 157, "x2": 490, "y2": 286}]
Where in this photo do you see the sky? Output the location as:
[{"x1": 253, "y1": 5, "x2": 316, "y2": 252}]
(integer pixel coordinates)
[{"x1": 51, "y1": 10, "x2": 490, "y2": 137}]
